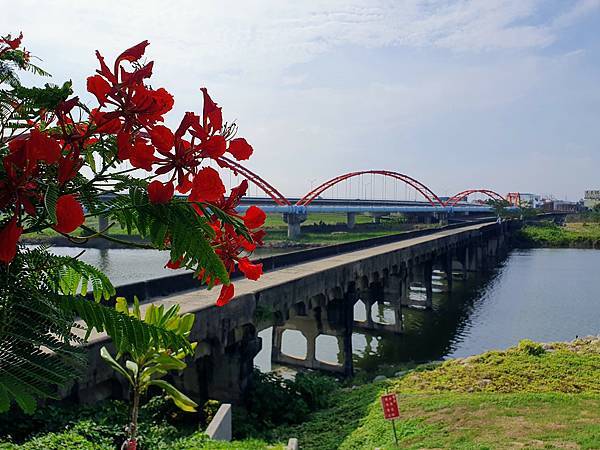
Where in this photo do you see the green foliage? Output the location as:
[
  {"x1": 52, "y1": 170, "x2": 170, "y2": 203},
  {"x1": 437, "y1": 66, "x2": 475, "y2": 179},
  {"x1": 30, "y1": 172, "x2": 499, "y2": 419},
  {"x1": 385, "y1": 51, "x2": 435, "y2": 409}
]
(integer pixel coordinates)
[
  {"x1": 517, "y1": 338, "x2": 546, "y2": 356},
  {"x1": 0, "y1": 431, "x2": 106, "y2": 450},
  {"x1": 101, "y1": 187, "x2": 232, "y2": 286},
  {"x1": 395, "y1": 339, "x2": 600, "y2": 394},
  {"x1": 238, "y1": 370, "x2": 339, "y2": 437},
  {"x1": 517, "y1": 222, "x2": 600, "y2": 248},
  {"x1": 0, "y1": 397, "x2": 284, "y2": 449},
  {"x1": 13, "y1": 82, "x2": 73, "y2": 111},
  {"x1": 100, "y1": 298, "x2": 198, "y2": 444}
]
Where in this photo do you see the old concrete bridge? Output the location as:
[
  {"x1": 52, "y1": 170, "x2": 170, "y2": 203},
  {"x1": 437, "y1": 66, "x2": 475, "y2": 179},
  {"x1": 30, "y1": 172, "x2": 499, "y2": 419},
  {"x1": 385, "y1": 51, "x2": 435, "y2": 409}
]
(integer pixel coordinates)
[{"x1": 71, "y1": 220, "x2": 517, "y2": 405}]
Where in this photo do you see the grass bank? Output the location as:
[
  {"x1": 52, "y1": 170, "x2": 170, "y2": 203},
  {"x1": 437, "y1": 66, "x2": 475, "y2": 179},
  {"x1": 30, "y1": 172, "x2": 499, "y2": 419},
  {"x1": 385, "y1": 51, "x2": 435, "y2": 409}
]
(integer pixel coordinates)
[
  {"x1": 517, "y1": 222, "x2": 600, "y2": 248},
  {"x1": 272, "y1": 337, "x2": 600, "y2": 449}
]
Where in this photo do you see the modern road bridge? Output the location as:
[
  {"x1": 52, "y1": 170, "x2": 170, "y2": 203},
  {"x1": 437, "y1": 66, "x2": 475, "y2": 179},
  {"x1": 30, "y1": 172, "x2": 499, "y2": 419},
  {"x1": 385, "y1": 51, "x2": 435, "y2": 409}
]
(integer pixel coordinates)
[{"x1": 70, "y1": 219, "x2": 518, "y2": 405}]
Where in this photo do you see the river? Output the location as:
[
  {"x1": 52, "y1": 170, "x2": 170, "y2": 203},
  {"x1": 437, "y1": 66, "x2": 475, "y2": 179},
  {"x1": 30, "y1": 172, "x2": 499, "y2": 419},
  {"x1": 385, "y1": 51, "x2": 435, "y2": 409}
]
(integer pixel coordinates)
[
  {"x1": 40, "y1": 246, "x2": 600, "y2": 374},
  {"x1": 255, "y1": 248, "x2": 600, "y2": 373}
]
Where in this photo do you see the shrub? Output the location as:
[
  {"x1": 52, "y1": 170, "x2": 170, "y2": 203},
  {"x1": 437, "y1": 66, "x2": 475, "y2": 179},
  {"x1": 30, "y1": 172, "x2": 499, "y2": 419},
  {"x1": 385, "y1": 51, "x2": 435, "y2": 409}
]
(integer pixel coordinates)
[
  {"x1": 239, "y1": 370, "x2": 339, "y2": 437},
  {"x1": 518, "y1": 339, "x2": 546, "y2": 356}
]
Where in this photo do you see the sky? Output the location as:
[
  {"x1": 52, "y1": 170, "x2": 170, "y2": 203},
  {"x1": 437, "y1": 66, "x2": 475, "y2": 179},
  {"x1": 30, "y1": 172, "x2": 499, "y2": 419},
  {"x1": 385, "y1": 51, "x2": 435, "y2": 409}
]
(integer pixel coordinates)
[{"x1": 2, "y1": 0, "x2": 600, "y2": 201}]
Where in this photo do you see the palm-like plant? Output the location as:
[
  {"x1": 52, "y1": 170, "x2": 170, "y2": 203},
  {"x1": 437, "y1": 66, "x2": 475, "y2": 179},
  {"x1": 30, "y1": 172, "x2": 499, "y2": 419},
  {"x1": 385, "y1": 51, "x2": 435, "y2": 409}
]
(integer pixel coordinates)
[{"x1": 101, "y1": 298, "x2": 198, "y2": 449}]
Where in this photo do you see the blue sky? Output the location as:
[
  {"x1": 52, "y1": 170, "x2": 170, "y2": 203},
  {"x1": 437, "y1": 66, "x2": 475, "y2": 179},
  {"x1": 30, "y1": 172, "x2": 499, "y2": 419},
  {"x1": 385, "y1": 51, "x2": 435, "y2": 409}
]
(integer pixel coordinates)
[{"x1": 2, "y1": 0, "x2": 600, "y2": 200}]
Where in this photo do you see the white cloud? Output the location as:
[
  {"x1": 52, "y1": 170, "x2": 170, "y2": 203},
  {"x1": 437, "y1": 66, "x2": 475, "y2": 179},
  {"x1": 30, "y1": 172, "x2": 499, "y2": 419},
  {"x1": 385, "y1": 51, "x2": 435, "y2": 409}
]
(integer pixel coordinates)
[{"x1": 1, "y1": 0, "x2": 598, "y2": 199}]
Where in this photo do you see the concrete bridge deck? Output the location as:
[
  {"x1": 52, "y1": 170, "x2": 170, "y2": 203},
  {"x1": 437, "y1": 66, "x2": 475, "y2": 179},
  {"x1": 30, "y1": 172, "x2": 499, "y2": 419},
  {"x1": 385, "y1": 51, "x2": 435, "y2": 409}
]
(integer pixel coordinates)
[{"x1": 73, "y1": 220, "x2": 515, "y2": 404}]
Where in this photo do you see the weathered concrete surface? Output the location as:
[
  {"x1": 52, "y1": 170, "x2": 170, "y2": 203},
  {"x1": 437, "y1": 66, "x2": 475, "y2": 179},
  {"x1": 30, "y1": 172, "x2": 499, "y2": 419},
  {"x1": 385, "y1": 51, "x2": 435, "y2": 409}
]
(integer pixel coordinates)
[
  {"x1": 205, "y1": 403, "x2": 232, "y2": 441},
  {"x1": 71, "y1": 221, "x2": 513, "y2": 404}
]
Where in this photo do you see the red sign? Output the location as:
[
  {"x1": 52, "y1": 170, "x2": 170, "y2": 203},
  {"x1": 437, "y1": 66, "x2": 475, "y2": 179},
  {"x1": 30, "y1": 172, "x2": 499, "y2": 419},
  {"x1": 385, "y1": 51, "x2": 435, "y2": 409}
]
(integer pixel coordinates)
[{"x1": 380, "y1": 393, "x2": 400, "y2": 420}]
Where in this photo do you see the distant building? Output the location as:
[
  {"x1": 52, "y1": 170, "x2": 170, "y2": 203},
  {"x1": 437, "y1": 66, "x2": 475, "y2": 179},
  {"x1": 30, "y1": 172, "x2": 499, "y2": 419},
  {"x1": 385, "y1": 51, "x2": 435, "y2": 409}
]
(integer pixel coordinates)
[
  {"x1": 507, "y1": 192, "x2": 543, "y2": 208},
  {"x1": 584, "y1": 190, "x2": 600, "y2": 209},
  {"x1": 541, "y1": 200, "x2": 580, "y2": 213}
]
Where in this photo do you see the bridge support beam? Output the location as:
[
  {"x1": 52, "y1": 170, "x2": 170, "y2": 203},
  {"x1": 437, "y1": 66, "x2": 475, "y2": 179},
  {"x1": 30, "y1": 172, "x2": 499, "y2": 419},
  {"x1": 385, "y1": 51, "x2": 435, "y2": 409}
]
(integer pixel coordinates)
[{"x1": 283, "y1": 212, "x2": 308, "y2": 239}]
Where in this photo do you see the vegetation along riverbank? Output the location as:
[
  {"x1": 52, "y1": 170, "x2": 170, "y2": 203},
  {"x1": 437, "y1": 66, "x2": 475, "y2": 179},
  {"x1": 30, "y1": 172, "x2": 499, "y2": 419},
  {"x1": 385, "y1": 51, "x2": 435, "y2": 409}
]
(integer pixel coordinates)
[
  {"x1": 516, "y1": 222, "x2": 600, "y2": 248},
  {"x1": 3, "y1": 337, "x2": 598, "y2": 449}
]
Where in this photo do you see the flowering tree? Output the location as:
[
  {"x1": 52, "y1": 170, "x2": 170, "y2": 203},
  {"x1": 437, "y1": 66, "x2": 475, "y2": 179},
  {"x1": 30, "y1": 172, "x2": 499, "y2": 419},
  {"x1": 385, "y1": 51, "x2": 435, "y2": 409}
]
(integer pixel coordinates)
[{"x1": 0, "y1": 33, "x2": 266, "y2": 413}]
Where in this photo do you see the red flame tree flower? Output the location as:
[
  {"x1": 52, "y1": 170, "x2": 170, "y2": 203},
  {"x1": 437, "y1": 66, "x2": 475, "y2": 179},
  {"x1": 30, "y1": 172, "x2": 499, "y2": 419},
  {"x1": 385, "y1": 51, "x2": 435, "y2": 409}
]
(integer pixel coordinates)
[{"x1": 0, "y1": 33, "x2": 266, "y2": 421}]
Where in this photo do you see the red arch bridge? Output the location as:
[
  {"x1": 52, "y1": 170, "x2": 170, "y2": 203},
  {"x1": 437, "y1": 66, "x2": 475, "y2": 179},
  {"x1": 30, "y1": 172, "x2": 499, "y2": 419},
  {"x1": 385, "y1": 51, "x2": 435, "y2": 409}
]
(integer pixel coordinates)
[{"x1": 213, "y1": 162, "x2": 515, "y2": 238}]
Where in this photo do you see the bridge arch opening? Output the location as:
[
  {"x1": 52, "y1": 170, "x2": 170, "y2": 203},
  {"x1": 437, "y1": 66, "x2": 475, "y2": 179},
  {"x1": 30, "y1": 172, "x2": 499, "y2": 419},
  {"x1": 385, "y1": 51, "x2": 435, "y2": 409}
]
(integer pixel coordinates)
[
  {"x1": 353, "y1": 299, "x2": 368, "y2": 322},
  {"x1": 315, "y1": 334, "x2": 341, "y2": 366},
  {"x1": 296, "y1": 170, "x2": 444, "y2": 207},
  {"x1": 281, "y1": 329, "x2": 307, "y2": 359},
  {"x1": 445, "y1": 189, "x2": 506, "y2": 207}
]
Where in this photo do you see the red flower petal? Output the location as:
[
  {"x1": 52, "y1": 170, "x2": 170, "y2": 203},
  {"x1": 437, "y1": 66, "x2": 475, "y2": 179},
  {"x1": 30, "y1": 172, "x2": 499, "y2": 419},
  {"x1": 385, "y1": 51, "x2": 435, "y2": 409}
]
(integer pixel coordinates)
[
  {"x1": 28, "y1": 129, "x2": 61, "y2": 164},
  {"x1": 216, "y1": 283, "x2": 235, "y2": 306},
  {"x1": 238, "y1": 257, "x2": 263, "y2": 281},
  {"x1": 54, "y1": 194, "x2": 85, "y2": 234},
  {"x1": 200, "y1": 88, "x2": 222, "y2": 131},
  {"x1": 58, "y1": 154, "x2": 83, "y2": 185},
  {"x1": 147, "y1": 180, "x2": 174, "y2": 204},
  {"x1": 87, "y1": 75, "x2": 111, "y2": 106},
  {"x1": 176, "y1": 174, "x2": 193, "y2": 194},
  {"x1": 165, "y1": 257, "x2": 183, "y2": 270},
  {"x1": 201, "y1": 135, "x2": 226, "y2": 159},
  {"x1": 189, "y1": 167, "x2": 225, "y2": 203},
  {"x1": 116, "y1": 40, "x2": 150, "y2": 66},
  {"x1": 129, "y1": 139, "x2": 156, "y2": 171},
  {"x1": 228, "y1": 138, "x2": 253, "y2": 161},
  {"x1": 149, "y1": 125, "x2": 174, "y2": 152},
  {"x1": 0, "y1": 217, "x2": 23, "y2": 264},
  {"x1": 243, "y1": 206, "x2": 266, "y2": 229},
  {"x1": 117, "y1": 131, "x2": 132, "y2": 160},
  {"x1": 90, "y1": 109, "x2": 121, "y2": 133}
]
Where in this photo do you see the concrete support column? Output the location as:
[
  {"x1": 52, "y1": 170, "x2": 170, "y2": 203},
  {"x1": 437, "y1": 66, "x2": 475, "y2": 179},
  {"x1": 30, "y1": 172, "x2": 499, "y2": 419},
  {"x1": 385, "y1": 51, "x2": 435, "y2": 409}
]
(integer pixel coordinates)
[
  {"x1": 326, "y1": 296, "x2": 354, "y2": 376},
  {"x1": 271, "y1": 326, "x2": 284, "y2": 362},
  {"x1": 423, "y1": 260, "x2": 433, "y2": 309},
  {"x1": 444, "y1": 252, "x2": 453, "y2": 292},
  {"x1": 283, "y1": 212, "x2": 308, "y2": 239},
  {"x1": 347, "y1": 212, "x2": 356, "y2": 230},
  {"x1": 206, "y1": 329, "x2": 262, "y2": 403},
  {"x1": 305, "y1": 331, "x2": 317, "y2": 363},
  {"x1": 393, "y1": 304, "x2": 404, "y2": 333}
]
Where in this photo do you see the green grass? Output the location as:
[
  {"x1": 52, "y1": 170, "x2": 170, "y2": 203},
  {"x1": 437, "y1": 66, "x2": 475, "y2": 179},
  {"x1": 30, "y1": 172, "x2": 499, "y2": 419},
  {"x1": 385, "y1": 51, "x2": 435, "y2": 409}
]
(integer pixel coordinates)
[
  {"x1": 517, "y1": 222, "x2": 600, "y2": 248},
  {"x1": 273, "y1": 338, "x2": 600, "y2": 449},
  {"x1": 263, "y1": 212, "x2": 376, "y2": 229}
]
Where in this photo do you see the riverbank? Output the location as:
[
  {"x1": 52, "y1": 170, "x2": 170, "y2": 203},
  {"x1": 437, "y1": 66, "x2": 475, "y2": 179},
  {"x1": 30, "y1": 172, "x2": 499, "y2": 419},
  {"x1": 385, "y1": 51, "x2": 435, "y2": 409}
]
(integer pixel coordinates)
[
  {"x1": 270, "y1": 337, "x2": 600, "y2": 449},
  {"x1": 516, "y1": 222, "x2": 600, "y2": 248},
  {"x1": 2, "y1": 338, "x2": 598, "y2": 448}
]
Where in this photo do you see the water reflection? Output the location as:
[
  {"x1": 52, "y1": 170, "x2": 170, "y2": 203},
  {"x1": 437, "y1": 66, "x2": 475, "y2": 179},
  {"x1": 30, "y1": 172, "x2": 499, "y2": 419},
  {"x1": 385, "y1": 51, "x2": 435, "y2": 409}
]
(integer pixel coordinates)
[{"x1": 255, "y1": 249, "x2": 600, "y2": 375}]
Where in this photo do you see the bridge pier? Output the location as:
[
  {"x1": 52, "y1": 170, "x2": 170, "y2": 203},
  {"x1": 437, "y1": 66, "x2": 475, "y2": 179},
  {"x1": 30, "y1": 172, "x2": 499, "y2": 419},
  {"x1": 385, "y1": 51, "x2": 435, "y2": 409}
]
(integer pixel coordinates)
[
  {"x1": 444, "y1": 251, "x2": 454, "y2": 292},
  {"x1": 347, "y1": 212, "x2": 357, "y2": 229},
  {"x1": 283, "y1": 212, "x2": 307, "y2": 239}
]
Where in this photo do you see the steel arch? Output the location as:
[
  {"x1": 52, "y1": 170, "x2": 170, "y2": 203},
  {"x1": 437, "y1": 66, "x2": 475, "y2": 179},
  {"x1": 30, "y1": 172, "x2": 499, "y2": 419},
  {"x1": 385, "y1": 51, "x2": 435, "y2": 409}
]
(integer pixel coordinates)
[
  {"x1": 445, "y1": 189, "x2": 506, "y2": 207},
  {"x1": 217, "y1": 156, "x2": 291, "y2": 206},
  {"x1": 296, "y1": 171, "x2": 444, "y2": 206}
]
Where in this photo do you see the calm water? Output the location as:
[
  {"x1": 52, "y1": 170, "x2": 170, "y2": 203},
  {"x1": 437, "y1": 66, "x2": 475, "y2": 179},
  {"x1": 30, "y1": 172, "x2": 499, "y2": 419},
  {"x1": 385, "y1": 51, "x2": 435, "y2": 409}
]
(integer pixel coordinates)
[
  {"x1": 34, "y1": 246, "x2": 295, "y2": 286},
  {"x1": 38, "y1": 246, "x2": 600, "y2": 372},
  {"x1": 254, "y1": 248, "x2": 600, "y2": 373}
]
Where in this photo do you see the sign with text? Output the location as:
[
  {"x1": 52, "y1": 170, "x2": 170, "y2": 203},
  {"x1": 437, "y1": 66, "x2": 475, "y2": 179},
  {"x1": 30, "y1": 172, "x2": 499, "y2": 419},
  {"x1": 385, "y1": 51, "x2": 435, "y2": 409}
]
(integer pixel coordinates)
[{"x1": 380, "y1": 393, "x2": 400, "y2": 420}]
